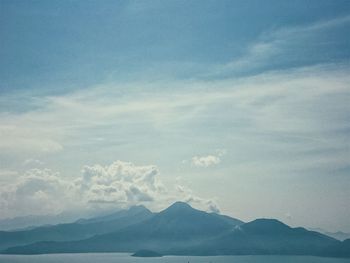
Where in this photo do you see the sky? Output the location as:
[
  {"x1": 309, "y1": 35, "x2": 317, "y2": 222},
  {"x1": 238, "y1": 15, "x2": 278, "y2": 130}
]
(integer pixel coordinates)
[{"x1": 0, "y1": 0, "x2": 350, "y2": 232}]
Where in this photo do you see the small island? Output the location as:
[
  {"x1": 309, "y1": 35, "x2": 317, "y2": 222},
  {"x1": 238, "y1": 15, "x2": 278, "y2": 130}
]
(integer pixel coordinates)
[{"x1": 132, "y1": 249, "x2": 162, "y2": 257}]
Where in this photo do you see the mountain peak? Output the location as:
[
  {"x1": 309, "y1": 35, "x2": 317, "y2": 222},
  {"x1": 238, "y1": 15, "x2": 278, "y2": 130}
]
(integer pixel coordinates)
[
  {"x1": 247, "y1": 218, "x2": 289, "y2": 227},
  {"x1": 158, "y1": 201, "x2": 196, "y2": 217},
  {"x1": 241, "y1": 218, "x2": 291, "y2": 235},
  {"x1": 128, "y1": 205, "x2": 149, "y2": 213},
  {"x1": 167, "y1": 201, "x2": 193, "y2": 210}
]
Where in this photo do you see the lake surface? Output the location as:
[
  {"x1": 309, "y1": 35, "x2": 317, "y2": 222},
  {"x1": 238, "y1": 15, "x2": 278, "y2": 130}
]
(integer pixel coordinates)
[{"x1": 0, "y1": 253, "x2": 349, "y2": 263}]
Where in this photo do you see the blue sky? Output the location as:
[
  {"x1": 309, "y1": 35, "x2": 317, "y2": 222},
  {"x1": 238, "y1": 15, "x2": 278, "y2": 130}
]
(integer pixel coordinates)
[{"x1": 0, "y1": 0, "x2": 350, "y2": 231}]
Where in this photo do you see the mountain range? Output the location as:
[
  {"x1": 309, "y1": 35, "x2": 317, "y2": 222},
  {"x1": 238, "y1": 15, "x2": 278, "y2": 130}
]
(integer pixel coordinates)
[
  {"x1": 308, "y1": 228, "x2": 350, "y2": 241},
  {"x1": 0, "y1": 205, "x2": 152, "y2": 251},
  {"x1": 1, "y1": 202, "x2": 349, "y2": 257}
]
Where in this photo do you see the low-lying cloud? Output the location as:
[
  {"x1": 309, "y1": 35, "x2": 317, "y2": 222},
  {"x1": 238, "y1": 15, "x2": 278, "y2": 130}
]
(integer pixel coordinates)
[
  {"x1": 0, "y1": 160, "x2": 220, "y2": 219},
  {"x1": 78, "y1": 161, "x2": 165, "y2": 205}
]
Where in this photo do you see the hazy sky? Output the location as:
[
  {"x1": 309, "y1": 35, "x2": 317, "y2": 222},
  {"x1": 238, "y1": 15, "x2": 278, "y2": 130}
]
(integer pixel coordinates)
[{"x1": 0, "y1": 0, "x2": 350, "y2": 232}]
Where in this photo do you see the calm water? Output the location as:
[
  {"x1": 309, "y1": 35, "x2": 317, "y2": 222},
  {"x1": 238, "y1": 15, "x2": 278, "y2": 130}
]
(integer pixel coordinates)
[{"x1": 0, "y1": 253, "x2": 349, "y2": 263}]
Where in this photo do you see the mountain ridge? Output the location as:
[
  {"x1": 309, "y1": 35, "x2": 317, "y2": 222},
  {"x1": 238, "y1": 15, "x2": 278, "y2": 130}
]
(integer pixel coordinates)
[
  {"x1": 0, "y1": 205, "x2": 153, "y2": 250},
  {"x1": 1, "y1": 202, "x2": 349, "y2": 258}
]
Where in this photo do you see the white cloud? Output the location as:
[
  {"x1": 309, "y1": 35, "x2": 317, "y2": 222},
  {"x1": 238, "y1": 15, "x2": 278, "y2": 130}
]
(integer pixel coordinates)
[
  {"x1": 78, "y1": 160, "x2": 165, "y2": 206},
  {"x1": 192, "y1": 155, "x2": 221, "y2": 167},
  {"x1": 0, "y1": 168, "x2": 71, "y2": 217},
  {"x1": 191, "y1": 150, "x2": 225, "y2": 168},
  {"x1": 0, "y1": 160, "x2": 219, "y2": 218}
]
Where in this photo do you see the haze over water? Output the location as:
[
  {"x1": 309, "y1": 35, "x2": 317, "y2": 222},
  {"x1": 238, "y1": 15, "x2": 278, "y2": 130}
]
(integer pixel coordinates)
[{"x1": 1, "y1": 254, "x2": 350, "y2": 263}]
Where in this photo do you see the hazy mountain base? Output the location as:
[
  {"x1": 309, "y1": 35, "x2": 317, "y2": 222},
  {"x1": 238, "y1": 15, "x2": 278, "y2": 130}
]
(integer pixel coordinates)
[
  {"x1": 0, "y1": 213, "x2": 84, "y2": 231},
  {"x1": 132, "y1": 250, "x2": 162, "y2": 257},
  {"x1": 1, "y1": 202, "x2": 350, "y2": 258},
  {"x1": 0, "y1": 206, "x2": 152, "y2": 250},
  {"x1": 0, "y1": 254, "x2": 347, "y2": 263}
]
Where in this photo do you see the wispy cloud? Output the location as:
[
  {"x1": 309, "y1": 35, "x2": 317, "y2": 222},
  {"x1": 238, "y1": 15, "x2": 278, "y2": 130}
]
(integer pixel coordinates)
[
  {"x1": 1, "y1": 63, "x2": 349, "y2": 174},
  {"x1": 207, "y1": 15, "x2": 350, "y2": 78}
]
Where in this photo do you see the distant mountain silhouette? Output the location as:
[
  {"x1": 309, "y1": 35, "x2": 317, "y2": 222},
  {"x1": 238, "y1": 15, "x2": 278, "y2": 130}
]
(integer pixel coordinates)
[
  {"x1": 0, "y1": 205, "x2": 152, "y2": 250},
  {"x1": 1, "y1": 202, "x2": 349, "y2": 258},
  {"x1": 184, "y1": 219, "x2": 340, "y2": 256},
  {"x1": 309, "y1": 227, "x2": 350, "y2": 241},
  {"x1": 75, "y1": 205, "x2": 150, "y2": 224},
  {"x1": 0, "y1": 213, "x2": 83, "y2": 231},
  {"x1": 323, "y1": 231, "x2": 350, "y2": 242}
]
